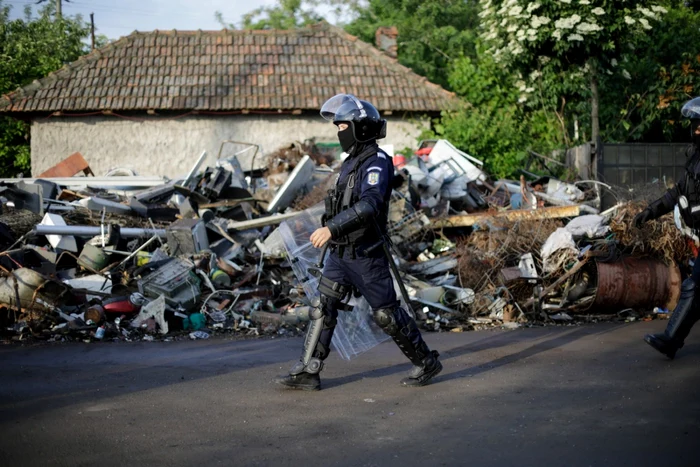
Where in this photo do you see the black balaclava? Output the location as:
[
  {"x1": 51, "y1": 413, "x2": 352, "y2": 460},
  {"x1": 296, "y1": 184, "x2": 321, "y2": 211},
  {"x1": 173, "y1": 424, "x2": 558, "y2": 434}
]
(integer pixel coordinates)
[{"x1": 338, "y1": 126, "x2": 356, "y2": 154}]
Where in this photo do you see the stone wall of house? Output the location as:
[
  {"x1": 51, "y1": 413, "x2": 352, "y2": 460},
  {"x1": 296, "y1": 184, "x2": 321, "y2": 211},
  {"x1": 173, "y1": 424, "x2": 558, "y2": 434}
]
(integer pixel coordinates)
[{"x1": 30, "y1": 114, "x2": 429, "y2": 177}]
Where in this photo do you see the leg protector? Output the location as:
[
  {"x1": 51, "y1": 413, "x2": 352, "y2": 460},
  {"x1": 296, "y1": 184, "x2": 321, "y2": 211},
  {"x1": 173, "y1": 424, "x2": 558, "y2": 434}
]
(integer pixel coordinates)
[
  {"x1": 373, "y1": 306, "x2": 431, "y2": 366},
  {"x1": 291, "y1": 306, "x2": 325, "y2": 375},
  {"x1": 373, "y1": 306, "x2": 443, "y2": 386},
  {"x1": 289, "y1": 279, "x2": 346, "y2": 375},
  {"x1": 645, "y1": 278, "x2": 700, "y2": 359}
]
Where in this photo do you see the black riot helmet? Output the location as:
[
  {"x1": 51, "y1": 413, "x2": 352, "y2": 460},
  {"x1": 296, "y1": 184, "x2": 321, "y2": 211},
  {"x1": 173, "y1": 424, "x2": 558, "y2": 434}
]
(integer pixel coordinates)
[
  {"x1": 320, "y1": 94, "x2": 387, "y2": 143},
  {"x1": 681, "y1": 96, "x2": 700, "y2": 147}
]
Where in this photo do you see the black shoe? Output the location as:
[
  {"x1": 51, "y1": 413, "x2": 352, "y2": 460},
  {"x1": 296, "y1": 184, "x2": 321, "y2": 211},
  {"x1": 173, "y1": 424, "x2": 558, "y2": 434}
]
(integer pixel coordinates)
[
  {"x1": 644, "y1": 333, "x2": 679, "y2": 359},
  {"x1": 275, "y1": 372, "x2": 321, "y2": 391},
  {"x1": 401, "y1": 351, "x2": 442, "y2": 387}
]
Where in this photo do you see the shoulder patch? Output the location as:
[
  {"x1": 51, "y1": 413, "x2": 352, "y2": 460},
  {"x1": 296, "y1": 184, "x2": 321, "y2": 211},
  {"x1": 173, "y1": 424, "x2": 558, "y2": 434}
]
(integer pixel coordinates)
[
  {"x1": 366, "y1": 166, "x2": 382, "y2": 172},
  {"x1": 367, "y1": 171, "x2": 380, "y2": 186}
]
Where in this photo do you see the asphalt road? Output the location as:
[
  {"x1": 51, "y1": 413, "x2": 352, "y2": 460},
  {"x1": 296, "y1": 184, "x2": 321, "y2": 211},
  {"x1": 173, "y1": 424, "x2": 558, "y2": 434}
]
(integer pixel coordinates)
[{"x1": 0, "y1": 321, "x2": 699, "y2": 467}]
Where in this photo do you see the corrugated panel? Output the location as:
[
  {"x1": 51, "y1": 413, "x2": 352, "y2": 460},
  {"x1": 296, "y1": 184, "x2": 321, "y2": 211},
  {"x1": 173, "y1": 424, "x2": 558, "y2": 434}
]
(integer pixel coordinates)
[{"x1": 599, "y1": 143, "x2": 692, "y2": 209}]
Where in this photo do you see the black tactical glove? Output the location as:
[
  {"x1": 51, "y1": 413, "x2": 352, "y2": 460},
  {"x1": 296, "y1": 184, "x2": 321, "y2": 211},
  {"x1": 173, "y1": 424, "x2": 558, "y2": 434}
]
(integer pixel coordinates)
[
  {"x1": 633, "y1": 197, "x2": 674, "y2": 228},
  {"x1": 633, "y1": 208, "x2": 653, "y2": 228}
]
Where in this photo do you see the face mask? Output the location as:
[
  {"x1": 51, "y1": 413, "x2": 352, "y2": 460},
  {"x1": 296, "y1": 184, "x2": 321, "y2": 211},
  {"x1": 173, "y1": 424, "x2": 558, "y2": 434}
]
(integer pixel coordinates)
[{"x1": 338, "y1": 128, "x2": 356, "y2": 154}]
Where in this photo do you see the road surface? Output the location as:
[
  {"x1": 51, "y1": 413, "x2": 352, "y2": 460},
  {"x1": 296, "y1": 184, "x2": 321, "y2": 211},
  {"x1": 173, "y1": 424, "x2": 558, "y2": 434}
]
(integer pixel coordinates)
[{"x1": 0, "y1": 321, "x2": 698, "y2": 466}]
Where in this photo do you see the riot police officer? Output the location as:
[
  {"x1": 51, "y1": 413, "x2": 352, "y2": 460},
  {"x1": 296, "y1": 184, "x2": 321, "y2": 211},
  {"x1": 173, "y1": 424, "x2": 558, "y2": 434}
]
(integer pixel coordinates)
[
  {"x1": 276, "y1": 94, "x2": 442, "y2": 390},
  {"x1": 635, "y1": 96, "x2": 700, "y2": 358}
]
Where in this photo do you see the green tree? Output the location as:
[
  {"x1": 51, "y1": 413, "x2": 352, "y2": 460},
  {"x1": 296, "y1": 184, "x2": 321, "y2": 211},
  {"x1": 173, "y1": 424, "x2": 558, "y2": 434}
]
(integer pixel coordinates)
[
  {"x1": 479, "y1": 0, "x2": 668, "y2": 144},
  {"x1": 0, "y1": 1, "x2": 91, "y2": 177},
  {"x1": 344, "y1": 0, "x2": 480, "y2": 90},
  {"x1": 216, "y1": 0, "x2": 323, "y2": 30},
  {"x1": 597, "y1": 2, "x2": 700, "y2": 142},
  {"x1": 432, "y1": 50, "x2": 563, "y2": 178}
]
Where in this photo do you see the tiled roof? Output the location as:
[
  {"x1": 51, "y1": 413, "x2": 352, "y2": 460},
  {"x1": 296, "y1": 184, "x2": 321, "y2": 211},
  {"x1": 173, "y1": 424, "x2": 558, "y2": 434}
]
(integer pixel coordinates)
[{"x1": 0, "y1": 22, "x2": 457, "y2": 114}]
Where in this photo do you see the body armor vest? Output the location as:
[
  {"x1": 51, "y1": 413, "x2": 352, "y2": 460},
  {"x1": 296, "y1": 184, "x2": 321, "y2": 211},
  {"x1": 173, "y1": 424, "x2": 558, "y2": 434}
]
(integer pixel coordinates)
[{"x1": 324, "y1": 146, "x2": 389, "y2": 250}]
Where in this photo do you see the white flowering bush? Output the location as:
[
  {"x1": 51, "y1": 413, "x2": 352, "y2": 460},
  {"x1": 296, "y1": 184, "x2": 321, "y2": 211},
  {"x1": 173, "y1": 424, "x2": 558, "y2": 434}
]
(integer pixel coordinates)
[
  {"x1": 479, "y1": 0, "x2": 666, "y2": 66},
  {"x1": 478, "y1": 0, "x2": 666, "y2": 142}
]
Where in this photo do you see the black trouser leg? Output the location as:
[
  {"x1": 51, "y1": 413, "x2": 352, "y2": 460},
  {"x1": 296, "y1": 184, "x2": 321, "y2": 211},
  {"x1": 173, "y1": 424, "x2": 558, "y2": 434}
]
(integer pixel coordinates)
[
  {"x1": 669, "y1": 254, "x2": 700, "y2": 345},
  {"x1": 645, "y1": 264, "x2": 700, "y2": 358}
]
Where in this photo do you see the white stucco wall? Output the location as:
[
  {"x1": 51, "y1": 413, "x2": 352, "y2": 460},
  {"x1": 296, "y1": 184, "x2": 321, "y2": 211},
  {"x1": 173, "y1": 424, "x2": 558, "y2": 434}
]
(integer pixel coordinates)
[{"x1": 30, "y1": 114, "x2": 429, "y2": 178}]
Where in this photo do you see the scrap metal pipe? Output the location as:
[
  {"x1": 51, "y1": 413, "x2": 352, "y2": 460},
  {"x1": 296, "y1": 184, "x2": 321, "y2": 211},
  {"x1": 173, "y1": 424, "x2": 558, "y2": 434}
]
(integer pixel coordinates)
[
  {"x1": 591, "y1": 257, "x2": 681, "y2": 312},
  {"x1": 0, "y1": 176, "x2": 165, "y2": 189},
  {"x1": 34, "y1": 225, "x2": 167, "y2": 239}
]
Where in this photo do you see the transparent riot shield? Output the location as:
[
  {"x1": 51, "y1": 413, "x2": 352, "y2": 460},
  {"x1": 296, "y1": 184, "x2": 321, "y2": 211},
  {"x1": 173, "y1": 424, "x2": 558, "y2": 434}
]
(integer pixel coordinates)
[{"x1": 279, "y1": 202, "x2": 401, "y2": 360}]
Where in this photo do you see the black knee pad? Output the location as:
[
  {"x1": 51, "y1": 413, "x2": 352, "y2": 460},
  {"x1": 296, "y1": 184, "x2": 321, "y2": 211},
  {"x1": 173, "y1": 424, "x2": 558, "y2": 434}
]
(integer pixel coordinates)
[{"x1": 373, "y1": 307, "x2": 398, "y2": 335}]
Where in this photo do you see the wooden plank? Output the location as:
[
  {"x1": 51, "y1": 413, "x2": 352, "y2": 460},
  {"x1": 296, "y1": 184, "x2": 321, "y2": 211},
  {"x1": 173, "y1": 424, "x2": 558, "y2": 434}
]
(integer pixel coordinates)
[
  {"x1": 227, "y1": 211, "x2": 301, "y2": 230},
  {"x1": 432, "y1": 205, "x2": 581, "y2": 228},
  {"x1": 38, "y1": 152, "x2": 92, "y2": 178},
  {"x1": 199, "y1": 198, "x2": 254, "y2": 209}
]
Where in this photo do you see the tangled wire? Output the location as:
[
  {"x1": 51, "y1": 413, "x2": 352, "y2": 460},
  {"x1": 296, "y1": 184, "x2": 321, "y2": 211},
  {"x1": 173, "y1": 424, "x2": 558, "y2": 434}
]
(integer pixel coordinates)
[{"x1": 456, "y1": 218, "x2": 564, "y2": 314}]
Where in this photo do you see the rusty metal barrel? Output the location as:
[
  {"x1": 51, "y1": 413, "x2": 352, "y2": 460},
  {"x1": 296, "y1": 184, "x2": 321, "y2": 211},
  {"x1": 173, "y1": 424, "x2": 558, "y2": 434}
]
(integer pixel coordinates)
[{"x1": 592, "y1": 257, "x2": 681, "y2": 311}]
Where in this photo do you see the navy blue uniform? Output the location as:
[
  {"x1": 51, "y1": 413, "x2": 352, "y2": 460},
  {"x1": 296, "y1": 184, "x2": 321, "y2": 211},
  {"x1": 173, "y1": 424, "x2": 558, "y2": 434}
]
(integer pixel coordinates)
[{"x1": 322, "y1": 149, "x2": 396, "y2": 309}]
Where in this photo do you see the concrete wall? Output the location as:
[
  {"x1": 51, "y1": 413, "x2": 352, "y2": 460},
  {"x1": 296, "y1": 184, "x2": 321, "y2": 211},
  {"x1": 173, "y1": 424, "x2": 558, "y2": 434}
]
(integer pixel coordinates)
[{"x1": 30, "y1": 114, "x2": 429, "y2": 178}]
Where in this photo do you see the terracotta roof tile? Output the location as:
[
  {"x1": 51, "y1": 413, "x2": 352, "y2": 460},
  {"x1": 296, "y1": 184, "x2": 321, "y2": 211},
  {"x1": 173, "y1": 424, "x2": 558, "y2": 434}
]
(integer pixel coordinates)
[{"x1": 0, "y1": 22, "x2": 457, "y2": 114}]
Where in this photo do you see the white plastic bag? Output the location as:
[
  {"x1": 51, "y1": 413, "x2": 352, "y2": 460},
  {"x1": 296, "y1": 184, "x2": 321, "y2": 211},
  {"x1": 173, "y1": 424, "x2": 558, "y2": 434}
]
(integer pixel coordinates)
[
  {"x1": 565, "y1": 215, "x2": 609, "y2": 239},
  {"x1": 541, "y1": 228, "x2": 578, "y2": 274}
]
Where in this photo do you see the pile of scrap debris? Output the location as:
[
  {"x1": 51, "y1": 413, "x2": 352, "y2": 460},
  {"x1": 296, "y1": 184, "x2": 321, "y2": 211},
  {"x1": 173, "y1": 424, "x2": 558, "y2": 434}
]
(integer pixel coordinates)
[{"x1": 0, "y1": 139, "x2": 686, "y2": 343}]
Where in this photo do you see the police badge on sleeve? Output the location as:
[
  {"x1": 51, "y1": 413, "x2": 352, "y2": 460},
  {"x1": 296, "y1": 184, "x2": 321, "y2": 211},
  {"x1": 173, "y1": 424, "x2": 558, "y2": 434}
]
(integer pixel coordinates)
[{"x1": 367, "y1": 171, "x2": 380, "y2": 186}]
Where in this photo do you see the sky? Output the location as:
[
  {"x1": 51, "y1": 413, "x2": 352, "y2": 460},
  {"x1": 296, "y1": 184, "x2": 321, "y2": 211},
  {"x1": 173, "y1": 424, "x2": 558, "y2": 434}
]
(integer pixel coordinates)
[{"x1": 4, "y1": 0, "x2": 337, "y2": 40}]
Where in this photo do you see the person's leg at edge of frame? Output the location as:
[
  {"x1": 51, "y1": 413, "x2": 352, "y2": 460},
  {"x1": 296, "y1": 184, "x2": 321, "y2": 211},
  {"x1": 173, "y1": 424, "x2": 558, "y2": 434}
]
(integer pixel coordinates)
[{"x1": 644, "y1": 252, "x2": 700, "y2": 359}]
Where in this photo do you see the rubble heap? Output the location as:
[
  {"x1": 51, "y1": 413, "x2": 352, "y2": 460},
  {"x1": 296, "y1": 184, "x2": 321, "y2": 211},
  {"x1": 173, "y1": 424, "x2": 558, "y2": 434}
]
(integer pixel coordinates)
[{"x1": 0, "y1": 139, "x2": 687, "y2": 344}]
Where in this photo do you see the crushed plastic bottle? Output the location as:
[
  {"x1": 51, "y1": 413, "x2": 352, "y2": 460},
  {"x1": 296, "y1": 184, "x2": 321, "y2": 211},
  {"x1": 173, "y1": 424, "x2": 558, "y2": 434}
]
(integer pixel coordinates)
[{"x1": 189, "y1": 330, "x2": 210, "y2": 340}]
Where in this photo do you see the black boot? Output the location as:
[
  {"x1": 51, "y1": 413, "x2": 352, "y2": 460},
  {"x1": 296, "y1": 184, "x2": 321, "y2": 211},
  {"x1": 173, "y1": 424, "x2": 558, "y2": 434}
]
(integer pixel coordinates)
[
  {"x1": 401, "y1": 350, "x2": 443, "y2": 387},
  {"x1": 374, "y1": 306, "x2": 443, "y2": 386},
  {"x1": 644, "y1": 278, "x2": 700, "y2": 359},
  {"x1": 274, "y1": 371, "x2": 321, "y2": 391},
  {"x1": 276, "y1": 297, "x2": 339, "y2": 392}
]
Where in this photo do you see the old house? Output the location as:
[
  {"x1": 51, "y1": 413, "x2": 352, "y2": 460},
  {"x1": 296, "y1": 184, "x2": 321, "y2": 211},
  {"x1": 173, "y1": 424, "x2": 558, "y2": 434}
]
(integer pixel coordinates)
[{"x1": 0, "y1": 22, "x2": 457, "y2": 178}]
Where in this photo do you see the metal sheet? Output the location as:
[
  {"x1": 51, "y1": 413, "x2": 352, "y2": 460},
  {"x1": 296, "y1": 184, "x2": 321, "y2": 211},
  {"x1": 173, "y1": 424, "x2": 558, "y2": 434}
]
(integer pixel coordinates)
[
  {"x1": 182, "y1": 150, "x2": 208, "y2": 189},
  {"x1": 40, "y1": 213, "x2": 78, "y2": 252},
  {"x1": 424, "y1": 139, "x2": 486, "y2": 183},
  {"x1": 267, "y1": 155, "x2": 315, "y2": 213}
]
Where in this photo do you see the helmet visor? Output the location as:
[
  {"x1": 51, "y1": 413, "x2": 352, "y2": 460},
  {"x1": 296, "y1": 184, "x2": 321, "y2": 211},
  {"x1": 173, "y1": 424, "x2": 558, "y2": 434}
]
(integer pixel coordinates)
[
  {"x1": 320, "y1": 93, "x2": 367, "y2": 122},
  {"x1": 681, "y1": 97, "x2": 700, "y2": 119}
]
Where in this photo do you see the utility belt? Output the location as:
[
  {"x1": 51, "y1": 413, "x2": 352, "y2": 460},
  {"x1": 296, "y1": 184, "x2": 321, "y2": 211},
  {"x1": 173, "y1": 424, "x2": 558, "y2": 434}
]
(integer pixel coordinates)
[{"x1": 329, "y1": 239, "x2": 382, "y2": 260}]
